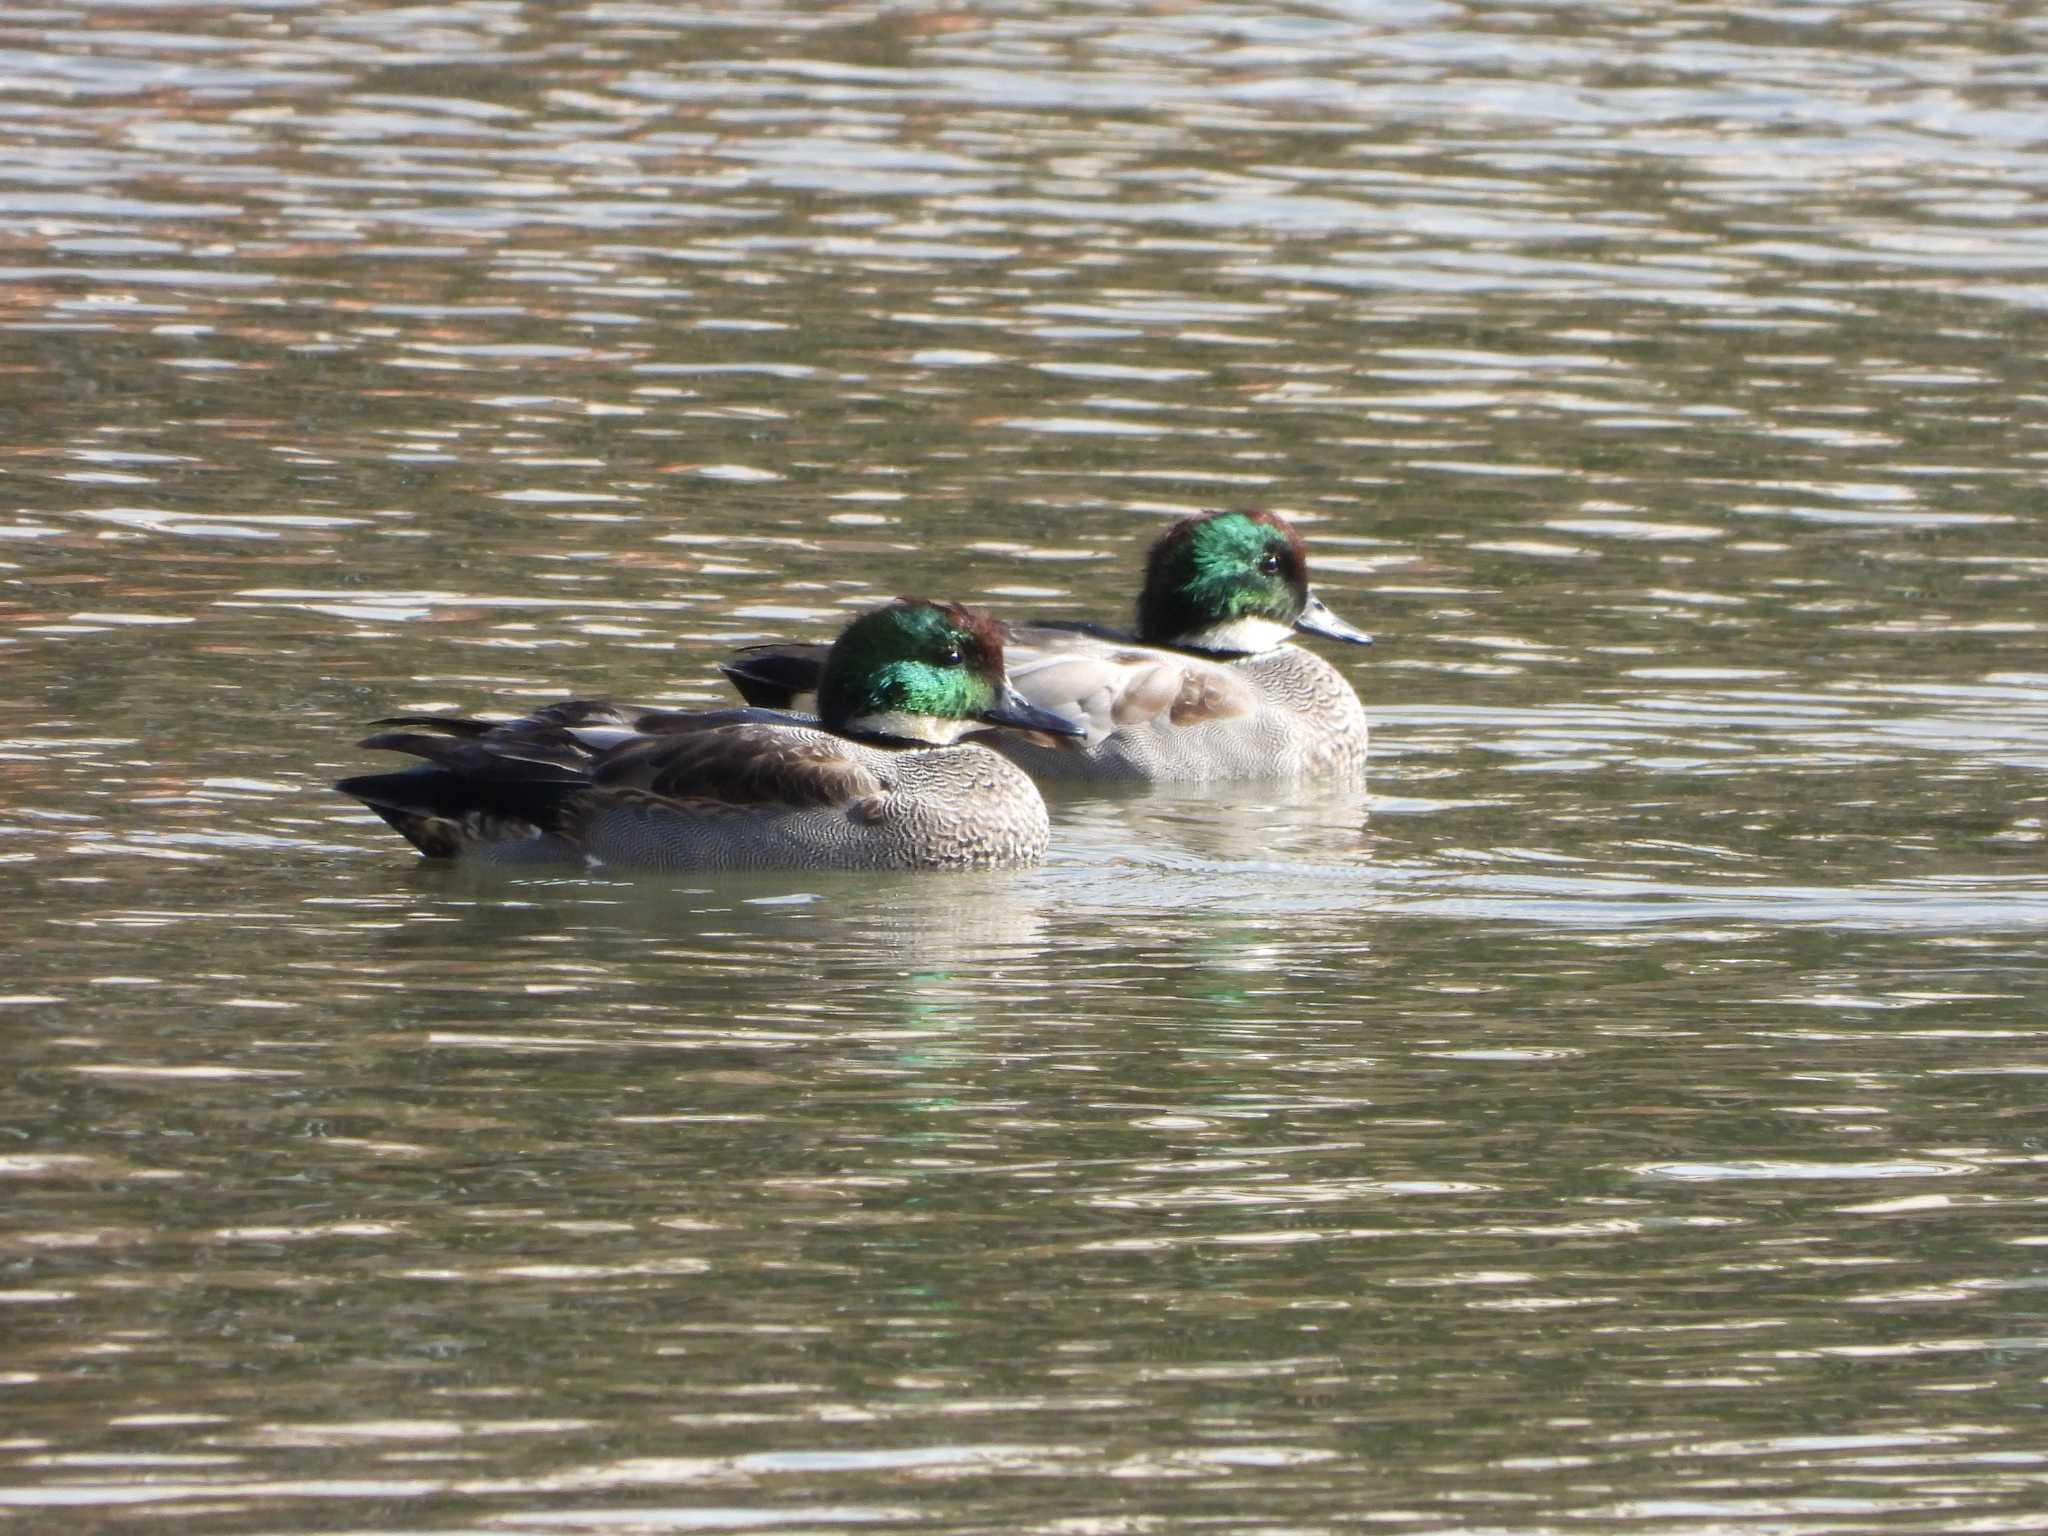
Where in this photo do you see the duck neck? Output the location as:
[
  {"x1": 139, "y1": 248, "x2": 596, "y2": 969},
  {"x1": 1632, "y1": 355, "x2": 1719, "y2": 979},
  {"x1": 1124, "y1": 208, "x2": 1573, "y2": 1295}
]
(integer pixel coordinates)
[
  {"x1": 838, "y1": 710, "x2": 976, "y2": 747},
  {"x1": 1161, "y1": 614, "x2": 1296, "y2": 657}
]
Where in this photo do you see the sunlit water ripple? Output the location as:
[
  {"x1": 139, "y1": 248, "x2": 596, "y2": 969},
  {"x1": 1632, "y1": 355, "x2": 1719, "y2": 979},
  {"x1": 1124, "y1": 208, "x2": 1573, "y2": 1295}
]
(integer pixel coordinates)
[{"x1": 2, "y1": 2, "x2": 2046, "y2": 1532}]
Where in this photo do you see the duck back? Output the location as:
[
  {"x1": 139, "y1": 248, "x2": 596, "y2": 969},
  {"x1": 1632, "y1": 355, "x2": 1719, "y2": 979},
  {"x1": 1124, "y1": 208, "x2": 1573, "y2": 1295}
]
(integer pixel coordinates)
[{"x1": 992, "y1": 645, "x2": 1367, "y2": 784}]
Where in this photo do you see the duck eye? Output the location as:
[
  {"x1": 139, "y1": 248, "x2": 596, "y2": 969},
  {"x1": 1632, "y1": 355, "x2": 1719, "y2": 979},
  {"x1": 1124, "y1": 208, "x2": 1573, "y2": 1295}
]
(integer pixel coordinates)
[
  {"x1": 941, "y1": 646, "x2": 963, "y2": 666},
  {"x1": 1257, "y1": 552, "x2": 1281, "y2": 575}
]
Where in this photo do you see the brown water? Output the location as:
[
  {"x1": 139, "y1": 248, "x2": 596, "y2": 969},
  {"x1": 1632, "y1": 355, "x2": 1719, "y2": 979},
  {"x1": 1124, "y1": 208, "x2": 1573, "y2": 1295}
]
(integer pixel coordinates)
[{"x1": 3, "y1": 4, "x2": 2046, "y2": 1532}]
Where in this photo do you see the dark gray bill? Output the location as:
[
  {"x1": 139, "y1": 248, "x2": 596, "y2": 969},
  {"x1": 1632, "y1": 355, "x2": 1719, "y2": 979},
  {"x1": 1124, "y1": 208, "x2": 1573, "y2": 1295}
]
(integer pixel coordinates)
[
  {"x1": 981, "y1": 684, "x2": 1086, "y2": 738},
  {"x1": 1294, "y1": 590, "x2": 1373, "y2": 646}
]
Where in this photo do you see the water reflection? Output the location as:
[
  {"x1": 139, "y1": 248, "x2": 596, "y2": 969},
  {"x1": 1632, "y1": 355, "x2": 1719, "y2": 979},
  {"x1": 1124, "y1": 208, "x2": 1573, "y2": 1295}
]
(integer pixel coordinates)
[{"x1": 4, "y1": 0, "x2": 2048, "y2": 1530}]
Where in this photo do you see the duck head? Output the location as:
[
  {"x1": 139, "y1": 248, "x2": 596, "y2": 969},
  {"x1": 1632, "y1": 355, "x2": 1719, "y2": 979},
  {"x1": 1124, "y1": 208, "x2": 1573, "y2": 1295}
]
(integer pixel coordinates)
[
  {"x1": 1135, "y1": 509, "x2": 1373, "y2": 656},
  {"x1": 818, "y1": 598, "x2": 1082, "y2": 746}
]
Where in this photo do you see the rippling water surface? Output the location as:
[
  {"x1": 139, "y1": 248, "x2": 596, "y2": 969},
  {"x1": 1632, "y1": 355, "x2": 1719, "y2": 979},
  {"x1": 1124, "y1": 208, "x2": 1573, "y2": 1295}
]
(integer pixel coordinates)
[{"x1": 4, "y1": 3, "x2": 2046, "y2": 1531}]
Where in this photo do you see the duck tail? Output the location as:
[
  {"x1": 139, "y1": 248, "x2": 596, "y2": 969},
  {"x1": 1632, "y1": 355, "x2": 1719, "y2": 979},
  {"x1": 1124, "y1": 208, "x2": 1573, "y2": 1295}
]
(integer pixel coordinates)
[
  {"x1": 335, "y1": 724, "x2": 589, "y2": 860},
  {"x1": 719, "y1": 644, "x2": 829, "y2": 711}
]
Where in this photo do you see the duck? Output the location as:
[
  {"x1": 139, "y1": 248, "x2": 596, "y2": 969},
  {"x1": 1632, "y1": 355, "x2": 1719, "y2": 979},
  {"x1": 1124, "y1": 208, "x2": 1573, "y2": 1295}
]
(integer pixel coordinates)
[
  {"x1": 721, "y1": 510, "x2": 1373, "y2": 784},
  {"x1": 334, "y1": 598, "x2": 1081, "y2": 872}
]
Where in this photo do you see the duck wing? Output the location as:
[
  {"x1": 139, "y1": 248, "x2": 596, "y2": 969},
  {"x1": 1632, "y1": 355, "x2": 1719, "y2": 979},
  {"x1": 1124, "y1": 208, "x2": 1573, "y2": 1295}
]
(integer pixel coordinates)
[
  {"x1": 998, "y1": 623, "x2": 1257, "y2": 747},
  {"x1": 588, "y1": 719, "x2": 887, "y2": 812},
  {"x1": 337, "y1": 701, "x2": 847, "y2": 857}
]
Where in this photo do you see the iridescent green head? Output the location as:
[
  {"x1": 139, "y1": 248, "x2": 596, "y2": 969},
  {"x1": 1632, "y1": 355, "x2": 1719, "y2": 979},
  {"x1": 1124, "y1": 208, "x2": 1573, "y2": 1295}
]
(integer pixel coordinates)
[
  {"x1": 1135, "y1": 509, "x2": 1372, "y2": 655},
  {"x1": 818, "y1": 599, "x2": 1081, "y2": 746}
]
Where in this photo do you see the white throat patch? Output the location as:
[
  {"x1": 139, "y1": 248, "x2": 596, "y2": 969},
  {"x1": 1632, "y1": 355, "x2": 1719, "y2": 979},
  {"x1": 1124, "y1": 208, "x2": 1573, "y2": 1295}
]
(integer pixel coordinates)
[
  {"x1": 1178, "y1": 614, "x2": 1295, "y2": 655},
  {"x1": 846, "y1": 710, "x2": 978, "y2": 746}
]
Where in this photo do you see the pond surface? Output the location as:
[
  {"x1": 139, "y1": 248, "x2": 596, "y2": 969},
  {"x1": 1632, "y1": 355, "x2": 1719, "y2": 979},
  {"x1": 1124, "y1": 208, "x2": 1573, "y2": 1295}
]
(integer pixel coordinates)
[{"x1": 3, "y1": 3, "x2": 2046, "y2": 1531}]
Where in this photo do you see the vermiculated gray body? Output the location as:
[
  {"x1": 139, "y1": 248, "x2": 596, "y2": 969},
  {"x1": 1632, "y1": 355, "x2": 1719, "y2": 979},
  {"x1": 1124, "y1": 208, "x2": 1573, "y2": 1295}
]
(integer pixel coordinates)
[
  {"x1": 557, "y1": 733, "x2": 1052, "y2": 872},
  {"x1": 375, "y1": 723, "x2": 1052, "y2": 873}
]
